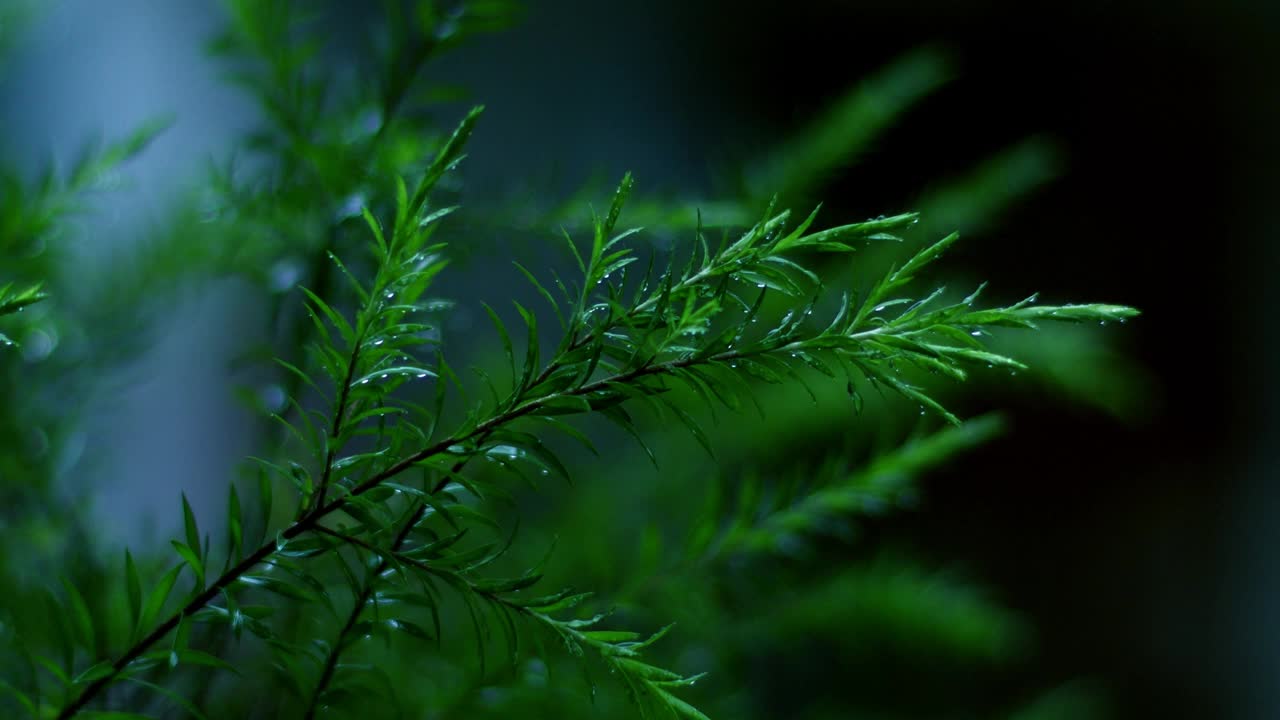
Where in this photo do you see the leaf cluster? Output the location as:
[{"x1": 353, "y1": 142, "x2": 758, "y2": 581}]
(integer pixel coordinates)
[
  {"x1": 0, "y1": 3, "x2": 1142, "y2": 720},
  {"x1": 16, "y1": 106, "x2": 1134, "y2": 716}
]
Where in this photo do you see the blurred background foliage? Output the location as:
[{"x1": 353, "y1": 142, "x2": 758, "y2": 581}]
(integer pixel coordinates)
[{"x1": 0, "y1": 0, "x2": 1272, "y2": 718}]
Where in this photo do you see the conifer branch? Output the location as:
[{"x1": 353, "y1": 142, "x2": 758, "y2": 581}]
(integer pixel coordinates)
[
  {"x1": 1, "y1": 4, "x2": 1149, "y2": 719},
  {"x1": 48, "y1": 83, "x2": 1137, "y2": 720},
  {"x1": 56, "y1": 172, "x2": 1136, "y2": 717},
  {"x1": 302, "y1": 341, "x2": 581, "y2": 714}
]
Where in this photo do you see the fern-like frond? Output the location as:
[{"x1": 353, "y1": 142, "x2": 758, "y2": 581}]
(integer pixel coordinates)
[
  {"x1": 44, "y1": 96, "x2": 1137, "y2": 720},
  {"x1": 706, "y1": 414, "x2": 1005, "y2": 559}
]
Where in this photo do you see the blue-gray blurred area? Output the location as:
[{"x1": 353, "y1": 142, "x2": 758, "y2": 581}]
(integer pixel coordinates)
[
  {"x1": 0, "y1": 0, "x2": 261, "y2": 547},
  {"x1": 1, "y1": 0, "x2": 1276, "y2": 718},
  {"x1": 0, "y1": 0, "x2": 713, "y2": 546}
]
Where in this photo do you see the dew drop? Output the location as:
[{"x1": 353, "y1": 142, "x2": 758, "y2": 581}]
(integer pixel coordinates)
[
  {"x1": 27, "y1": 428, "x2": 49, "y2": 458},
  {"x1": 21, "y1": 329, "x2": 55, "y2": 363},
  {"x1": 435, "y1": 9, "x2": 462, "y2": 40},
  {"x1": 353, "y1": 108, "x2": 382, "y2": 137},
  {"x1": 269, "y1": 258, "x2": 303, "y2": 293},
  {"x1": 196, "y1": 196, "x2": 223, "y2": 223},
  {"x1": 259, "y1": 384, "x2": 287, "y2": 412},
  {"x1": 335, "y1": 193, "x2": 366, "y2": 221},
  {"x1": 57, "y1": 430, "x2": 86, "y2": 476},
  {"x1": 373, "y1": 338, "x2": 385, "y2": 346}
]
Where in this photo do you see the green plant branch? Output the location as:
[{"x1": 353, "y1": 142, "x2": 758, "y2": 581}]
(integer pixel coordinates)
[
  {"x1": 318, "y1": 527, "x2": 710, "y2": 720},
  {"x1": 315, "y1": 325, "x2": 367, "y2": 510},
  {"x1": 297, "y1": 541, "x2": 378, "y2": 720},
  {"x1": 51, "y1": 303, "x2": 929, "y2": 717},
  {"x1": 53, "y1": 136, "x2": 1136, "y2": 719},
  {"x1": 300, "y1": 340, "x2": 583, "y2": 715},
  {"x1": 301, "y1": 452, "x2": 477, "y2": 719},
  {"x1": 51, "y1": 103, "x2": 482, "y2": 720},
  {"x1": 708, "y1": 413, "x2": 1006, "y2": 561},
  {"x1": 54, "y1": 261, "x2": 1133, "y2": 720}
]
